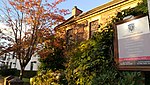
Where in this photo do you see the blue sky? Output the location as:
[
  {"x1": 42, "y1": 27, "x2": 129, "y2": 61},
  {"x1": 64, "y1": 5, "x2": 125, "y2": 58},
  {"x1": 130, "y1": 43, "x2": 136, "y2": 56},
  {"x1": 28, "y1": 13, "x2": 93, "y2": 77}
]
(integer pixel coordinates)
[
  {"x1": 0, "y1": 0, "x2": 110, "y2": 19},
  {"x1": 56, "y1": 0, "x2": 110, "y2": 19}
]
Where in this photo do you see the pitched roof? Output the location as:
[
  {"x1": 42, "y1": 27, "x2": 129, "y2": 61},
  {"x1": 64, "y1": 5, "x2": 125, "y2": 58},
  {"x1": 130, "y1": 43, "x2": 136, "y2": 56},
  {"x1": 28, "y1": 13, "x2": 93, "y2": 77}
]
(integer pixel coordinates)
[
  {"x1": 79, "y1": 0, "x2": 127, "y2": 18},
  {"x1": 55, "y1": 0, "x2": 128, "y2": 29},
  {"x1": 54, "y1": 16, "x2": 75, "y2": 30}
]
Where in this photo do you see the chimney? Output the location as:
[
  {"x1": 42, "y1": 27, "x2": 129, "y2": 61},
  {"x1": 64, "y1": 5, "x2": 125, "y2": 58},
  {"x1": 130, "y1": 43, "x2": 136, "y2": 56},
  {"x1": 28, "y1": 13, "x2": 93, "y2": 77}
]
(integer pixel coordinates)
[{"x1": 72, "y1": 6, "x2": 83, "y2": 16}]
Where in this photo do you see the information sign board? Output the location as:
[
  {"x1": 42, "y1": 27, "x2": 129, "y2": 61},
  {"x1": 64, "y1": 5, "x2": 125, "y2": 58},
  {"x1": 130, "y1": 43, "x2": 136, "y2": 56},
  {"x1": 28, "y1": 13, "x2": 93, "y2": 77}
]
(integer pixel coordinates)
[{"x1": 114, "y1": 15, "x2": 150, "y2": 71}]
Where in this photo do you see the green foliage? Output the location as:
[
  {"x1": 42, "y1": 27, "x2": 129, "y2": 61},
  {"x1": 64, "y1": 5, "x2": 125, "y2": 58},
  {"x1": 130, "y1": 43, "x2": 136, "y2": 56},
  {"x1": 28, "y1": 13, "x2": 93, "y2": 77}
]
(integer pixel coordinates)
[
  {"x1": 0, "y1": 66, "x2": 36, "y2": 78},
  {"x1": 111, "y1": 0, "x2": 147, "y2": 23},
  {"x1": 38, "y1": 36, "x2": 66, "y2": 71},
  {"x1": 118, "y1": 72, "x2": 143, "y2": 85},
  {"x1": 136, "y1": 0, "x2": 148, "y2": 14},
  {"x1": 66, "y1": 30, "x2": 119, "y2": 85},
  {"x1": 36, "y1": 43, "x2": 67, "y2": 84},
  {"x1": 39, "y1": 47, "x2": 66, "y2": 71},
  {"x1": 0, "y1": 65, "x2": 18, "y2": 76},
  {"x1": 31, "y1": 70, "x2": 67, "y2": 85},
  {"x1": 23, "y1": 71, "x2": 37, "y2": 78}
]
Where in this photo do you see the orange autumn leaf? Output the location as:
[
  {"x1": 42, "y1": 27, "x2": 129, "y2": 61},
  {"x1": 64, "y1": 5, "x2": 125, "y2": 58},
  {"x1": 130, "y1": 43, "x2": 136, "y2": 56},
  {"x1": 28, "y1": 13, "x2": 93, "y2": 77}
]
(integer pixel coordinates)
[
  {"x1": 25, "y1": 2, "x2": 29, "y2": 7},
  {"x1": 9, "y1": 1, "x2": 15, "y2": 5}
]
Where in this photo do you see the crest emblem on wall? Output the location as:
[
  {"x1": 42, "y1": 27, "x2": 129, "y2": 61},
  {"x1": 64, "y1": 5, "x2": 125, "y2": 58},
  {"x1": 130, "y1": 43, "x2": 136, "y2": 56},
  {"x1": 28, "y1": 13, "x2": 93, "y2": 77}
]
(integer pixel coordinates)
[{"x1": 128, "y1": 23, "x2": 135, "y2": 32}]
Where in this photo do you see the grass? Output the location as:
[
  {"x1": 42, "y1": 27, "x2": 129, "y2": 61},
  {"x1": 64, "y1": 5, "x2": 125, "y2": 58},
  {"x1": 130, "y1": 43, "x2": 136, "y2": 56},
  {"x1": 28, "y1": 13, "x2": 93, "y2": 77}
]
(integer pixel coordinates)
[
  {"x1": 23, "y1": 78, "x2": 30, "y2": 85},
  {"x1": 22, "y1": 78, "x2": 30, "y2": 82}
]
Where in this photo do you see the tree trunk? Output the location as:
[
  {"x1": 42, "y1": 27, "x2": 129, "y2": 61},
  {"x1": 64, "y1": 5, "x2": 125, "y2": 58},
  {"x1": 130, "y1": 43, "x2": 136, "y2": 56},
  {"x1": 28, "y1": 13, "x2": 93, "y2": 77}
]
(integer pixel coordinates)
[{"x1": 19, "y1": 67, "x2": 24, "y2": 80}]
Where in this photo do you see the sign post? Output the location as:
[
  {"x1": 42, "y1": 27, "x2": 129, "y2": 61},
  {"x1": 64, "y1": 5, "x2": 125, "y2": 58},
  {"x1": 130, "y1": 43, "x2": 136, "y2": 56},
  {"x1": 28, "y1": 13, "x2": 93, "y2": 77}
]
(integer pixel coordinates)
[
  {"x1": 114, "y1": 15, "x2": 150, "y2": 85},
  {"x1": 147, "y1": 0, "x2": 150, "y2": 17}
]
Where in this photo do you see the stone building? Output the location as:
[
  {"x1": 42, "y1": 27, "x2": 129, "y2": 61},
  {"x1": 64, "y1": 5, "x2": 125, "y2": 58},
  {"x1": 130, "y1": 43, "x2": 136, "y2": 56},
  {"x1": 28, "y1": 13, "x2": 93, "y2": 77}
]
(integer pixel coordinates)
[{"x1": 55, "y1": 0, "x2": 142, "y2": 45}]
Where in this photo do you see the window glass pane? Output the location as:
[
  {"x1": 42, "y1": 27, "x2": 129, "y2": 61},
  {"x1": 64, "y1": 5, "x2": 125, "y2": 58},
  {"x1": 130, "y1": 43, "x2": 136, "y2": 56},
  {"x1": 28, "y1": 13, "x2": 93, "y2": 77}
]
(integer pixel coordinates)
[
  {"x1": 66, "y1": 29, "x2": 74, "y2": 45},
  {"x1": 90, "y1": 20, "x2": 99, "y2": 37},
  {"x1": 77, "y1": 25, "x2": 84, "y2": 42}
]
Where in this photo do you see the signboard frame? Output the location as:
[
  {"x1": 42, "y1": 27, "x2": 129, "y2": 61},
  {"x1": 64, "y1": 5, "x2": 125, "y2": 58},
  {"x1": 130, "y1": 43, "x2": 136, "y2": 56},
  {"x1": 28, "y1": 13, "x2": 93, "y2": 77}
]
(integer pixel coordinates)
[{"x1": 114, "y1": 15, "x2": 150, "y2": 71}]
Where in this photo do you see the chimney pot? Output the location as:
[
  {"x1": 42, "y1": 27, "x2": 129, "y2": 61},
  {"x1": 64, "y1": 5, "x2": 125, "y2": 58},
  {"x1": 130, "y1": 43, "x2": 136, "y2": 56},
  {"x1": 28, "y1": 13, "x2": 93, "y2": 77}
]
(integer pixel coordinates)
[{"x1": 72, "y1": 6, "x2": 83, "y2": 16}]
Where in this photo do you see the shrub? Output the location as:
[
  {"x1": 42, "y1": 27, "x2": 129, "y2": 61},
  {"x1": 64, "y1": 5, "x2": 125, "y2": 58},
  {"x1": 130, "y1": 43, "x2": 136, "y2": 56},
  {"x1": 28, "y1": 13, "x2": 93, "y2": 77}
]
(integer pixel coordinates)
[
  {"x1": 38, "y1": 37, "x2": 66, "y2": 71},
  {"x1": 0, "y1": 65, "x2": 36, "y2": 78},
  {"x1": 23, "y1": 71, "x2": 37, "y2": 78},
  {"x1": 0, "y1": 65, "x2": 18, "y2": 76},
  {"x1": 31, "y1": 70, "x2": 67, "y2": 85},
  {"x1": 65, "y1": 31, "x2": 119, "y2": 85}
]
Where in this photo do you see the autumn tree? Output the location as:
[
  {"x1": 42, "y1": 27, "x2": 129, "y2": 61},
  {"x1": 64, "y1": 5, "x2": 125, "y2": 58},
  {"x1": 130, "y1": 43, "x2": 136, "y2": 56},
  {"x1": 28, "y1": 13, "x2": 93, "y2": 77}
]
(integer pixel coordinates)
[{"x1": 0, "y1": 0, "x2": 69, "y2": 79}]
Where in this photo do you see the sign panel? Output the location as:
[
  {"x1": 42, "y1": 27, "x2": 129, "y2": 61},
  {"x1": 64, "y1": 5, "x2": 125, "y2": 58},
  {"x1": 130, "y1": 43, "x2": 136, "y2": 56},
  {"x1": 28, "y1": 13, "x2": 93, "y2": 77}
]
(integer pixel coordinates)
[{"x1": 114, "y1": 15, "x2": 150, "y2": 71}]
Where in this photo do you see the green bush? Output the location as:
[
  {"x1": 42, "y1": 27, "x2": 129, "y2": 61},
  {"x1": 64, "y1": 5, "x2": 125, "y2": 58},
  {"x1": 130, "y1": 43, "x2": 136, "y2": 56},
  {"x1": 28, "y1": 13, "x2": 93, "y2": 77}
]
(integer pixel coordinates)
[
  {"x1": 33, "y1": 35, "x2": 67, "y2": 85},
  {"x1": 0, "y1": 65, "x2": 36, "y2": 78},
  {"x1": 65, "y1": 31, "x2": 119, "y2": 85},
  {"x1": 0, "y1": 65, "x2": 18, "y2": 76},
  {"x1": 23, "y1": 71, "x2": 37, "y2": 78},
  {"x1": 31, "y1": 70, "x2": 67, "y2": 85},
  {"x1": 118, "y1": 72, "x2": 143, "y2": 85},
  {"x1": 39, "y1": 47, "x2": 66, "y2": 71}
]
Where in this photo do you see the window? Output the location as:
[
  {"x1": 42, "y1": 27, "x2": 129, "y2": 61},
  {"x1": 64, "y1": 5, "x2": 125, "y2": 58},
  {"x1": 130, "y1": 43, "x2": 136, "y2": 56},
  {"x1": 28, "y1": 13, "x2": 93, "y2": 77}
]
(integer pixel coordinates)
[
  {"x1": 89, "y1": 20, "x2": 99, "y2": 38},
  {"x1": 66, "y1": 29, "x2": 74, "y2": 45},
  {"x1": 6, "y1": 62, "x2": 8, "y2": 66},
  {"x1": 77, "y1": 25, "x2": 84, "y2": 42},
  {"x1": 2, "y1": 54, "x2": 7, "y2": 60},
  {"x1": 30, "y1": 62, "x2": 34, "y2": 71},
  {"x1": 13, "y1": 63, "x2": 16, "y2": 68},
  {"x1": 30, "y1": 61, "x2": 36, "y2": 71},
  {"x1": 12, "y1": 52, "x2": 15, "y2": 59},
  {"x1": 9, "y1": 62, "x2": 12, "y2": 69}
]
